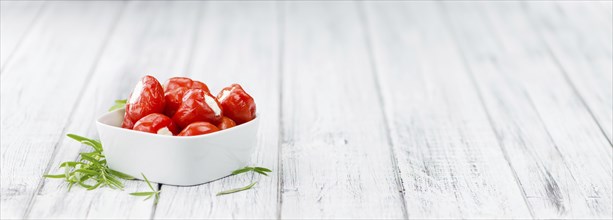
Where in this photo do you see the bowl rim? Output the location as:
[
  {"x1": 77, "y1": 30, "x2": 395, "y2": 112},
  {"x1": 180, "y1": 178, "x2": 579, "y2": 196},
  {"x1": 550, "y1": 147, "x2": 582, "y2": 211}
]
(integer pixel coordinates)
[{"x1": 96, "y1": 108, "x2": 260, "y2": 139}]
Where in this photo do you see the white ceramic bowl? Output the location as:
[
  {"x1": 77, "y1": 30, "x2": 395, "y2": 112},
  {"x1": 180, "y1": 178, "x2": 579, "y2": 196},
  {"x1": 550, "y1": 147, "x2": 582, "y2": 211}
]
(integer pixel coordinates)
[{"x1": 96, "y1": 109, "x2": 259, "y2": 186}]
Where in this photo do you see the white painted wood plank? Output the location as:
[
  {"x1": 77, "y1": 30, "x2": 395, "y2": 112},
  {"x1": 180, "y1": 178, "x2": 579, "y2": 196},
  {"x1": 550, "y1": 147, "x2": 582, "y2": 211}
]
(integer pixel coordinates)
[
  {"x1": 557, "y1": 1, "x2": 613, "y2": 47},
  {"x1": 0, "y1": 2, "x2": 124, "y2": 219},
  {"x1": 598, "y1": 1, "x2": 613, "y2": 16},
  {"x1": 279, "y1": 2, "x2": 406, "y2": 219},
  {"x1": 364, "y1": 2, "x2": 533, "y2": 218},
  {"x1": 0, "y1": 1, "x2": 45, "y2": 69},
  {"x1": 153, "y1": 2, "x2": 280, "y2": 218},
  {"x1": 443, "y1": 1, "x2": 612, "y2": 218},
  {"x1": 26, "y1": 1, "x2": 202, "y2": 219},
  {"x1": 523, "y1": 1, "x2": 613, "y2": 142}
]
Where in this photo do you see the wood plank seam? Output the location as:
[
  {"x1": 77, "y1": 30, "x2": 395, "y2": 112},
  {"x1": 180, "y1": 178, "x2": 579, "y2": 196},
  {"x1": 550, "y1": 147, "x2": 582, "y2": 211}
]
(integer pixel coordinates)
[
  {"x1": 150, "y1": 2, "x2": 279, "y2": 218},
  {"x1": 538, "y1": 42, "x2": 613, "y2": 147},
  {"x1": 33, "y1": 1, "x2": 205, "y2": 217},
  {"x1": 0, "y1": 1, "x2": 47, "y2": 75},
  {"x1": 276, "y1": 1, "x2": 285, "y2": 219},
  {"x1": 441, "y1": 2, "x2": 612, "y2": 217},
  {"x1": 495, "y1": 2, "x2": 613, "y2": 216},
  {"x1": 279, "y1": 2, "x2": 406, "y2": 218},
  {"x1": 522, "y1": 88, "x2": 588, "y2": 181},
  {"x1": 182, "y1": 0, "x2": 206, "y2": 75},
  {"x1": 520, "y1": 1, "x2": 613, "y2": 147},
  {"x1": 20, "y1": 2, "x2": 128, "y2": 218},
  {"x1": 363, "y1": 2, "x2": 533, "y2": 217},
  {"x1": 148, "y1": 2, "x2": 205, "y2": 219},
  {"x1": 149, "y1": 184, "x2": 162, "y2": 220},
  {"x1": 436, "y1": 2, "x2": 537, "y2": 218},
  {"x1": 356, "y1": 1, "x2": 409, "y2": 219}
]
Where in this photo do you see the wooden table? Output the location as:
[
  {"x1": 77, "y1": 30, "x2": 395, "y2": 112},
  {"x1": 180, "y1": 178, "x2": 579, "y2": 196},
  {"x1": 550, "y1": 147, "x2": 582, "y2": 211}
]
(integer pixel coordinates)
[{"x1": 1, "y1": 1, "x2": 611, "y2": 219}]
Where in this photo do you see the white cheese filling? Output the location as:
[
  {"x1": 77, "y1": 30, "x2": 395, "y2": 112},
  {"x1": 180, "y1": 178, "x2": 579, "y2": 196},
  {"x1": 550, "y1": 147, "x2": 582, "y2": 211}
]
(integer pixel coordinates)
[
  {"x1": 218, "y1": 89, "x2": 231, "y2": 101},
  {"x1": 129, "y1": 81, "x2": 144, "y2": 103},
  {"x1": 157, "y1": 127, "x2": 173, "y2": 136},
  {"x1": 204, "y1": 94, "x2": 222, "y2": 116}
]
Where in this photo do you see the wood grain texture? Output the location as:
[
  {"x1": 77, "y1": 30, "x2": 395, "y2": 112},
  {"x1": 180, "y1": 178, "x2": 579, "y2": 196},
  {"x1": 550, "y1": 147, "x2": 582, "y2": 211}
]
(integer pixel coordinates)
[
  {"x1": 442, "y1": 1, "x2": 612, "y2": 218},
  {"x1": 0, "y1": 2, "x2": 124, "y2": 219},
  {"x1": 153, "y1": 2, "x2": 280, "y2": 218},
  {"x1": 25, "y1": 1, "x2": 203, "y2": 219},
  {"x1": 279, "y1": 2, "x2": 406, "y2": 219},
  {"x1": 523, "y1": 1, "x2": 613, "y2": 143},
  {"x1": 556, "y1": 1, "x2": 612, "y2": 46},
  {"x1": 1, "y1": 1, "x2": 611, "y2": 218},
  {"x1": 363, "y1": 2, "x2": 532, "y2": 218},
  {"x1": 0, "y1": 1, "x2": 45, "y2": 69}
]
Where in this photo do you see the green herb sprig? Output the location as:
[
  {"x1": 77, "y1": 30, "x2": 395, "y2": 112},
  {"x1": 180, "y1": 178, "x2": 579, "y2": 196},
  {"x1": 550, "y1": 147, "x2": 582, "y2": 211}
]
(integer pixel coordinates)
[
  {"x1": 130, "y1": 173, "x2": 160, "y2": 204},
  {"x1": 216, "y1": 182, "x2": 257, "y2": 196},
  {"x1": 216, "y1": 166, "x2": 272, "y2": 196},
  {"x1": 44, "y1": 134, "x2": 134, "y2": 190},
  {"x1": 45, "y1": 133, "x2": 272, "y2": 199},
  {"x1": 108, "y1": 99, "x2": 127, "y2": 112},
  {"x1": 231, "y1": 166, "x2": 273, "y2": 176}
]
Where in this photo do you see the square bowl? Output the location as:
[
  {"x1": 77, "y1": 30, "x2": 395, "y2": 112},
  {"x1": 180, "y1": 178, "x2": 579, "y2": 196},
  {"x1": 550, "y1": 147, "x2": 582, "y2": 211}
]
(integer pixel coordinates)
[{"x1": 95, "y1": 109, "x2": 259, "y2": 186}]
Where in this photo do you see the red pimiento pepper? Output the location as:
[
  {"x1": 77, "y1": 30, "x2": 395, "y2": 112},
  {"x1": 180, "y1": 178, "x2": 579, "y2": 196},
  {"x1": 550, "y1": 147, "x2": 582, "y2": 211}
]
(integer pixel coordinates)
[
  {"x1": 171, "y1": 89, "x2": 223, "y2": 128},
  {"x1": 163, "y1": 77, "x2": 210, "y2": 117},
  {"x1": 217, "y1": 116, "x2": 237, "y2": 130},
  {"x1": 217, "y1": 84, "x2": 256, "y2": 124},
  {"x1": 163, "y1": 87, "x2": 188, "y2": 117},
  {"x1": 178, "y1": 122, "x2": 220, "y2": 136},
  {"x1": 191, "y1": 81, "x2": 209, "y2": 91},
  {"x1": 163, "y1": 77, "x2": 210, "y2": 93},
  {"x1": 133, "y1": 113, "x2": 179, "y2": 135},
  {"x1": 122, "y1": 75, "x2": 165, "y2": 129}
]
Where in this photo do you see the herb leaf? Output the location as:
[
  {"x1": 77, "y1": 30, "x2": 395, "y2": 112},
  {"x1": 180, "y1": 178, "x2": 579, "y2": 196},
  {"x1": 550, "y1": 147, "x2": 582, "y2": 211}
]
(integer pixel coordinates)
[
  {"x1": 216, "y1": 182, "x2": 257, "y2": 196},
  {"x1": 130, "y1": 192, "x2": 155, "y2": 196},
  {"x1": 59, "y1": 161, "x2": 84, "y2": 168},
  {"x1": 130, "y1": 173, "x2": 160, "y2": 204},
  {"x1": 109, "y1": 169, "x2": 135, "y2": 180},
  {"x1": 254, "y1": 167, "x2": 272, "y2": 173},
  {"x1": 231, "y1": 166, "x2": 273, "y2": 176},
  {"x1": 43, "y1": 174, "x2": 66, "y2": 178},
  {"x1": 254, "y1": 170, "x2": 269, "y2": 176},
  {"x1": 220, "y1": 166, "x2": 272, "y2": 195},
  {"x1": 143, "y1": 173, "x2": 154, "y2": 190},
  {"x1": 231, "y1": 167, "x2": 254, "y2": 175},
  {"x1": 66, "y1": 134, "x2": 95, "y2": 144},
  {"x1": 108, "y1": 99, "x2": 127, "y2": 112},
  {"x1": 44, "y1": 134, "x2": 133, "y2": 191}
]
